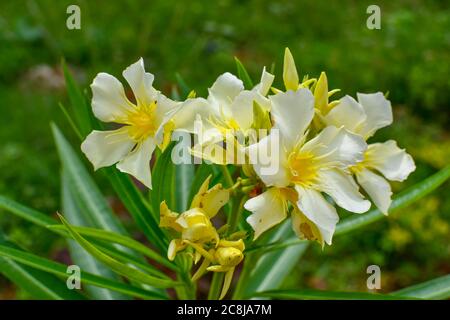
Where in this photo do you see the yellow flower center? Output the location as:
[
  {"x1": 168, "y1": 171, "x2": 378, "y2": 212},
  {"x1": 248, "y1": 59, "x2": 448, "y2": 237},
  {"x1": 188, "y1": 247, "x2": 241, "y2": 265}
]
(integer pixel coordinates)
[
  {"x1": 288, "y1": 151, "x2": 318, "y2": 186},
  {"x1": 350, "y1": 149, "x2": 371, "y2": 174},
  {"x1": 126, "y1": 101, "x2": 157, "y2": 142}
]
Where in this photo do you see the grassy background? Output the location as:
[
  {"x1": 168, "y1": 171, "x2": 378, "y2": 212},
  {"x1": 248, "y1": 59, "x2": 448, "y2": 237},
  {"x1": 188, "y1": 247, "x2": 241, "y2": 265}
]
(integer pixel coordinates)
[{"x1": 0, "y1": 0, "x2": 449, "y2": 298}]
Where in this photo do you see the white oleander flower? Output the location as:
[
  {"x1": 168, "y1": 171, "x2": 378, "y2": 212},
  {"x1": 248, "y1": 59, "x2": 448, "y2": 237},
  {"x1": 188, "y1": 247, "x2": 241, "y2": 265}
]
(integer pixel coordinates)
[
  {"x1": 171, "y1": 68, "x2": 274, "y2": 164},
  {"x1": 245, "y1": 88, "x2": 371, "y2": 245},
  {"x1": 324, "y1": 92, "x2": 416, "y2": 214},
  {"x1": 81, "y1": 58, "x2": 179, "y2": 189}
]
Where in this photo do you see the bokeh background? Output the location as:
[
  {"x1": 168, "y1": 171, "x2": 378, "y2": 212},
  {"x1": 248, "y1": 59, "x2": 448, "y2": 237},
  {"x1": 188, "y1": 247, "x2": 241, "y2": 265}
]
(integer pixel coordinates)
[{"x1": 0, "y1": 0, "x2": 449, "y2": 299}]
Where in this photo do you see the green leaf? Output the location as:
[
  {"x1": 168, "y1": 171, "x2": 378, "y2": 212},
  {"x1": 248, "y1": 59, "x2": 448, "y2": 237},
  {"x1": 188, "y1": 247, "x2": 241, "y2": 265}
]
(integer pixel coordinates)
[
  {"x1": 52, "y1": 124, "x2": 127, "y2": 235},
  {"x1": 235, "y1": 166, "x2": 450, "y2": 299},
  {"x1": 62, "y1": 170, "x2": 128, "y2": 300},
  {"x1": 58, "y1": 102, "x2": 83, "y2": 140},
  {"x1": 0, "y1": 195, "x2": 59, "y2": 230},
  {"x1": 335, "y1": 165, "x2": 450, "y2": 235},
  {"x1": 102, "y1": 167, "x2": 168, "y2": 252},
  {"x1": 0, "y1": 233, "x2": 85, "y2": 300},
  {"x1": 394, "y1": 274, "x2": 450, "y2": 299},
  {"x1": 175, "y1": 73, "x2": 191, "y2": 98},
  {"x1": 0, "y1": 193, "x2": 169, "y2": 294},
  {"x1": 233, "y1": 220, "x2": 308, "y2": 299},
  {"x1": 49, "y1": 224, "x2": 177, "y2": 271},
  {"x1": 252, "y1": 289, "x2": 414, "y2": 300},
  {"x1": 175, "y1": 163, "x2": 195, "y2": 212},
  {"x1": 93, "y1": 242, "x2": 169, "y2": 279},
  {"x1": 234, "y1": 57, "x2": 254, "y2": 89},
  {"x1": 150, "y1": 143, "x2": 176, "y2": 212},
  {"x1": 174, "y1": 136, "x2": 195, "y2": 212},
  {"x1": 256, "y1": 165, "x2": 450, "y2": 253},
  {"x1": 0, "y1": 244, "x2": 165, "y2": 299},
  {"x1": 59, "y1": 214, "x2": 180, "y2": 289},
  {"x1": 62, "y1": 60, "x2": 93, "y2": 137},
  {"x1": 208, "y1": 272, "x2": 224, "y2": 300}
]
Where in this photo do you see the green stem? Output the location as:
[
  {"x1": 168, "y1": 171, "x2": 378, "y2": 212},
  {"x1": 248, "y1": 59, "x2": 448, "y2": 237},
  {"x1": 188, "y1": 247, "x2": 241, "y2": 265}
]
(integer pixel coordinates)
[
  {"x1": 208, "y1": 272, "x2": 224, "y2": 300},
  {"x1": 175, "y1": 253, "x2": 196, "y2": 299},
  {"x1": 233, "y1": 252, "x2": 257, "y2": 299},
  {"x1": 220, "y1": 165, "x2": 234, "y2": 188},
  {"x1": 228, "y1": 194, "x2": 247, "y2": 234},
  {"x1": 176, "y1": 270, "x2": 196, "y2": 299}
]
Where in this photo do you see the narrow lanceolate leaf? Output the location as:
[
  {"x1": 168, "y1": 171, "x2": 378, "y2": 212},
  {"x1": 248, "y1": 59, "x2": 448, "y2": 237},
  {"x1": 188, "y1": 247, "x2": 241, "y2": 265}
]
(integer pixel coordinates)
[
  {"x1": 394, "y1": 274, "x2": 450, "y2": 300},
  {"x1": 0, "y1": 193, "x2": 167, "y2": 296},
  {"x1": 0, "y1": 195, "x2": 58, "y2": 229},
  {"x1": 248, "y1": 165, "x2": 450, "y2": 253},
  {"x1": 175, "y1": 73, "x2": 191, "y2": 98},
  {"x1": 336, "y1": 165, "x2": 450, "y2": 235},
  {"x1": 252, "y1": 289, "x2": 414, "y2": 300},
  {"x1": 52, "y1": 124, "x2": 127, "y2": 235},
  {"x1": 49, "y1": 224, "x2": 177, "y2": 271},
  {"x1": 235, "y1": 166, "x2": 450, "y2": 299},
  {"x1": 59, "y1": 215, "x2": 180, "y2": 289},
  {"x1": 103, "y1": 167, "x2": 168, "y2": 252},
  {"x1": 94, "y1": 243, "x2": 169, "y2": 279},
  {"x1": 150, "y1": 143, "x2": 176, "y2": 212},
  {"x1": 62, "y1": 170, "x2": 127, "y2": 300},
  {"x1": 0, "y1": 195, "x2": 169, "y2": 282},
  {"x1": 58, "y1": 102, "x2": 82, "y2": 140},
  {"x1": 62, "y1": 60, "x2": 93, "y2": 137},
  {"x1": 233, "y1": 221, "x2": 308, "y2": 299},
  {"x1": 235, "y1": 57, "x2": 254, "y2": 89},
  {"x1": 175, "y1": 163, "x2": 195, "y2": 212},
  {"x1": 0, "y1": 233, "x2": 85, "y2": 300},
  {"x1": 0, "y1": 244, "x2": 165, "y2": 299}
]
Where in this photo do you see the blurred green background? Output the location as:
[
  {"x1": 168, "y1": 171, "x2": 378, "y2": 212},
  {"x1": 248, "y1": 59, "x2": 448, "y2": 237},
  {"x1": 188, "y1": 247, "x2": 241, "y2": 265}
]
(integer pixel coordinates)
[{"x1": 0, "y1": 0, "x2": 449, "y2": 299}]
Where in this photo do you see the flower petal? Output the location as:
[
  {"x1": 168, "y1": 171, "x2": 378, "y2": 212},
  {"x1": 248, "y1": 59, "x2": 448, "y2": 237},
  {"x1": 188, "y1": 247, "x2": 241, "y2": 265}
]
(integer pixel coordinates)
[
  {"x1": 244, "y1": 188, "x2": 288, "y2": 239},
  {"x1": 229, "y1": 91, "x2": 270, "y2": 130},
  {"x1": 357, "y1": 92, "x2": 393, "y2": 138},
  {"x1": 171, "y1": 98, "x2": 216, "y2": 133},
  {"x1": 301, "y1": 126, "x2": 367, "y2": 168},
  {"x1": 254, "y1": 67, "x2": 275, "y2": 96},
  {"x1": 81, "y1": 128, "x2": 135, "y2": 170},
  {"x1": 155, "y1": 93, "x2": 179, "y2": 123},
  {"x1": 153, "y1": 93, "x2": 180, "y2": 144},
  {"x1": 208, "y1": 72, "x2": 244, "y2": 109},
  {"x1": 116, "y1": 137, "x2": 156, "y2": 189},
  {"x1": 190, "y1": 140, "x2": 238, "y2": 165},
  {"x1": 270, "y1": 88, "x2": 314, "y2": 150},
  {"x1": 295, "y1": 186, "x2": 339, "y2": 245},
  {"x1": 176, "y1": 209, "x2": 219, "y2": 243},
  {"x1": 291, "y1": 207, "x2": 324, "y2": 245},
  {"x1": 122, "y1": 58, "x2": 157, "y2": 107},
  {"x1": 247, "y1": 132, "x2": 290, "y2": 187},
  {"x1": 317, "y1": 169, "x2": 371, "y2": 213},
  {"x1": 190, "y1": 177, "x2": 229, "y2": 218},
  {"x1": 168, "y1": 239, "x2": 186, "y2": 261},
  {"x1": 91, "y1": 73, "x2": 133, "y2": 122},
  {"x1": 159, "y1": 201, "x2": 182, "y2": 231},
  {"x1": 364, "y1": 140, "x2": 416, "y2": 181},
  {"x1": 323, "y1": 95, "x2": 366, "y2": 134},
  {"x1": 356, "y1": 168, "x2": 392, "y2": 215}
]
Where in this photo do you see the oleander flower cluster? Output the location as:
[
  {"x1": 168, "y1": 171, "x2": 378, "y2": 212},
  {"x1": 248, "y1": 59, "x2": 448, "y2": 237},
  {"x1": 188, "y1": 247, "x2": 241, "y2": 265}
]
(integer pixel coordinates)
[{"x1": 80, "y1": 48, "x2": 415, "y2": 297}]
